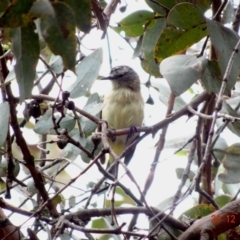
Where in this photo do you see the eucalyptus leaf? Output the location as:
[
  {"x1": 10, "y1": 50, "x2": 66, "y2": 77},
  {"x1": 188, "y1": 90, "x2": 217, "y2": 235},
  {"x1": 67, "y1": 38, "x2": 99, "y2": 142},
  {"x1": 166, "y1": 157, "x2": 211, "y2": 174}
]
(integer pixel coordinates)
[
  {"x1": 167, "y1": 3, "x2": 205, "y2": 30},
  {"x1": 220, "y1": 101, "x2": 240, "y2": 137},
  {"x1": 213, "y1": 137, "x2": 228, "y2": 161},
  {"x1": 27, "y1": 179, "x2": 38, "y2": 196},
  {"x1": 34, "y1": 114, "x2": 75, "y2": 135},
  {"x1": 11, "y1": 22, "x2": 40, "y2": 101},
  {"x1": 40, "y1": 2, "x2": 76, "y2": 71},
  {"x1": 68, "y1": 48, "x2": 103, "y2": 98},
  {"x1": 151, "y1": 80, "x2": 186, "y2": 111},
  {"x1": 29, "y1": 0, "x2": 54, "y2": 17},
  {"x1": 222, "y1": 0, "x2": 235, "y2": 24},
  {"x1": 112, "y1": 10, "x2": 155, "y2": 37},
  {"x1": 145, "y1": 0, "x2": 174, "y2": 15},
  {"x1": 214, "y1": 195, "x2": 231, "y2": 208},
  {"x1": 0, "y1": 158, "x2": 20, "y2": 177},
  {"x1": 80, "y1": 136, "x2": 102, "y2": 163},
  {"x1": 219, "y1": 143, "x2": 240, "y2": 184},
  {"x1": 160, "y1": 55, "x2": 207, "y2": 96},
  {"x1": 155, "y1": 3, "x2": 207, "y2": 62},
  {"x1": 80, "y1": 93, "x2": 103, "y2": 134},
  {"x1": 142, "y1": 18, "x2": 166, "y2": 77},
  {"x1": 0, "y1": 0, "x2": 34, "y2": 28},
  {"x1": 207, "y1": 19, "x2": 240, "y2": 92},
  {"x1": 81, "y1": 102, "x2": 104, "y2": 123},
  {"x1": 60, "y1": 0, "x2": 91, "y2": 33},
  {"x1": 63, "y1": 130, "x2": 87, "y2": 161},
  {"x1": 132, "y1": 35, "x2": 143, "y2": 59},
  {"x1": 201, "y1": 60, "x2": 224, "y2": 94}
]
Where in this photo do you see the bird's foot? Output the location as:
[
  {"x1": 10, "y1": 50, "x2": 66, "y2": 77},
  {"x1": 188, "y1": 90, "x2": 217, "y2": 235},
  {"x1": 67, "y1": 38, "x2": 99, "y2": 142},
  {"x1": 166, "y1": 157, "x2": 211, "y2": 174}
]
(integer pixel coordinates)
[
  {"x1": 108, "y1": 129, "x2": 116, "y2": 142},
  {"x1": 127, "y1": 126, "x2": 138, "y2": 141}
]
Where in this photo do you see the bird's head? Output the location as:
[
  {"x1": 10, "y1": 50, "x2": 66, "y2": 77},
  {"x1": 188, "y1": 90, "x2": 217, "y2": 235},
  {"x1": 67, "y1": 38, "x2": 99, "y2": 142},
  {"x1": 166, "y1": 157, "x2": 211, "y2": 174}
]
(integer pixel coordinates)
[{"x1": 101, "y1": 66, "x2": 141, "y2": 91}]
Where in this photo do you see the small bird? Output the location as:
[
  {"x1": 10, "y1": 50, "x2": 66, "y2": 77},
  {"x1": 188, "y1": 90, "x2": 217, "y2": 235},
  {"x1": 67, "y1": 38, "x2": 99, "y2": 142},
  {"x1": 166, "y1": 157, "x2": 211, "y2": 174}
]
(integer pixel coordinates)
[{"x1": 101, "y1": 66, "x2": 144, "y2": 176}]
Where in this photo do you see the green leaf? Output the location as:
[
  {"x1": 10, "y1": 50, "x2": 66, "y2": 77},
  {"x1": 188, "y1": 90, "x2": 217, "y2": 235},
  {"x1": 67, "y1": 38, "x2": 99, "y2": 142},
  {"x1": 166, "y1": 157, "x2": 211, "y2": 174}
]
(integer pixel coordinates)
[
  {"x1": 83, "y1": 90, "x2": 100, "y2": 107},
  {"x1": 179, "y1": 204, "x2": 215, "y2": 221},
  {"x1": 132, "y1": 35, "x2": 143, "y2": 59},
  {"x1": 105, "y1": 186, "x2": 136, "y2": 207},
  {"x1": 213, "y1": 137, "x2": 228, "y2": 162},
  {"x1": 220, "y1": 100, "x2": 240, "y2": 137},
  {"x1": 0, "y1": 102, "x2": 10, "y2": 147},
  {"x1": 112, "y1": 10, "x2": 155, "y2": 37},
  {"x1": 91, "y1": 218, "x2": 108, "y2": 229},
  {"x1": 60, "y1": 0, "x2": 91, "y2": 33},
  {"x1": 0, "y1": 179, "x2": 6, "y2": 191},
  {"x1": 167, "y1": 3, "x2": 205, "y2": 29},
  {"x1": 218, "y1": 143, "x2": 240, "y2": 184},
  {"x1": 207, "y1": 19, "x2": 240, "y2": 91},
  {"x1": 214, "y1": 195, "x2": 231, "y2": 208},
  {"x1": 91, "y1": 218, "x2": 114, "y2": 240},
  {"x1": 52, "y1": 194, "x2": 63, "y2": 207},
  {"x1": 155, "y1": 3, "x2": 207, "y2": 62},
  {"x1": 27, "y1": 179, "x2": 38, "y2": 196},
  {"x1": 0, "y1": 0, "x2": 34, "y2": 28},
  {"x1": 40, "y1": 2, "x2": 76, "y2": 72},
  {"x1": 28, "y1": 0, "x2": 55, "y2": 18},
  {"x1": 195, "y1": 0, "x2": 211, "y2": 13},
  {"x1": 222, "y1": 0, "x2": 235, "y2": 24},
  {"x1": 222, "y1": 182, "x2": 240, "y2": 196},
  {"x1": 145, "y1": 0, "x2": 175, "y2": 15},
  {"x1": 82, "y1": 102, "x2": 104, "y2": 123},
  {"x1": 79, "y1": 135, "x2": 103, "y2": 163},
  {"x1": 175, "y1": 168, "x2": 195, "y2": 181},
  {"x1": 11, "y1": 22, "x2": 40, "y2": 101},
  {"x1": 63, "y1": 129, "x2": 87, "y2": 161},
  {"x1": 142, "y1": 18, "x2": 166, "y2": 77},
  {"x1": 151, "y1": 80, "x2": 186, "y2": 111},
  {"x1": 68, "y1": 48, "x2": 103, "y2": 98},
  {"x1": 155, "y1": 26, "x2": 207, "y2": 62},
  {"x1": 34, "y1": 112, "x2": 76, "y2": 135},
  {"x1": 79, "y1": 136, "x2": 97, "y2": 163},
  {"x1": 201, "y1": 60, "x2": 226, "y2": 94},
  {"x1": 81, "y1": 93, "x2": 104, "y2": 134},
  {"x1": 160, "y1": 55, "x2": 207, "y2": 96},
  {"x1": 154, "y1": 0, "x2": 176, "y2": 9},
  {"x1": 0, "y1": 158, "x2": 20, "y2": 178}
]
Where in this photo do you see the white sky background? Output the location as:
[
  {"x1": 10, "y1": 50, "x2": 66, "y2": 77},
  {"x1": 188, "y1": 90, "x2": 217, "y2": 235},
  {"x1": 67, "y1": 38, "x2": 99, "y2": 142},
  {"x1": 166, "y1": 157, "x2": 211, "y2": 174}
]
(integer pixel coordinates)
[
  {"x1": 62, "y1": 0, "x2": 207, "y2": 225},
  {"x1": 73, "y1": 0, "x2": 196, "y2": 209},
  {"x1": 60, "y1": 0, "x2": 240, "y2": 220},
  {"x1": 4, "y1": 0, "x2": 240, "y2": 238}
]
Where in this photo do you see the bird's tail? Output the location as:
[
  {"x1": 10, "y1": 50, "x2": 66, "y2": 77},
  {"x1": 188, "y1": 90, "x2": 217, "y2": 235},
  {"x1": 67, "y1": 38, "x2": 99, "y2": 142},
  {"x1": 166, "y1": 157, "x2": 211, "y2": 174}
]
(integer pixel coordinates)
[
  {"x1": 106, "y1": 141, "x2": 138, "y2": 177},
  {"x1": 106, "y1": 142, "x2": 125, "y2": 178}
]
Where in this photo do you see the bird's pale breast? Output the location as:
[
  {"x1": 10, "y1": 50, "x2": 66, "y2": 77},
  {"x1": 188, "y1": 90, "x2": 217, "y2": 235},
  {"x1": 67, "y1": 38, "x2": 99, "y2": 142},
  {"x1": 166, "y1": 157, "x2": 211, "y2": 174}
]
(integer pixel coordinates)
[{"x1": 102, "y1": 88, "x2": 144, "y2": 145}]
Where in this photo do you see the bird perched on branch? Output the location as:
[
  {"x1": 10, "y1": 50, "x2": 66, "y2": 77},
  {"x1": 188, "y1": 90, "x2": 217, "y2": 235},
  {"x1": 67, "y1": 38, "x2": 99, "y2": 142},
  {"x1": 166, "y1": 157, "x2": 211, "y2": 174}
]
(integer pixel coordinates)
[{"x1": 101, "y1": 65, "x2": 144, "y2": 176}]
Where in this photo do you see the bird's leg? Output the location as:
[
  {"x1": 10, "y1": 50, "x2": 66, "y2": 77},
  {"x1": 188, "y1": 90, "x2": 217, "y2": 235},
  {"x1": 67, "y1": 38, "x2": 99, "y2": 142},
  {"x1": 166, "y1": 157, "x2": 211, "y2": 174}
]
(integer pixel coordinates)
[
  {"x1": 108, "y1": 129, "x2": 116, "y2": 142},
  {"x1": 126, "y1": 126, "x2": 138, "y2": 142}
]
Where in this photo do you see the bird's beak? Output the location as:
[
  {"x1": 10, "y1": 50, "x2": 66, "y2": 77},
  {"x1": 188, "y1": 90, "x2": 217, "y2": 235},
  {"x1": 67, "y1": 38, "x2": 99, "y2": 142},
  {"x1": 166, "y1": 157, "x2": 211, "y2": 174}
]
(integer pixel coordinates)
[
  {"x1": 101, "y1": 74, "x2": 114, "y2": 80},
  {"x1": 101, "y1": 76, "x2": 110, "y2": 80}
]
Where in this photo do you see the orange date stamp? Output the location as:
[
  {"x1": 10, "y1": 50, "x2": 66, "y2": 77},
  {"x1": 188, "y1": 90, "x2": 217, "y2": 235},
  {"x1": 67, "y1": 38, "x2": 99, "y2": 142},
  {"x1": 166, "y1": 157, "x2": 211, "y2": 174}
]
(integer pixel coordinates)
[{"x1": 211, "y1": 214, "x2": 236, "y2": 224}]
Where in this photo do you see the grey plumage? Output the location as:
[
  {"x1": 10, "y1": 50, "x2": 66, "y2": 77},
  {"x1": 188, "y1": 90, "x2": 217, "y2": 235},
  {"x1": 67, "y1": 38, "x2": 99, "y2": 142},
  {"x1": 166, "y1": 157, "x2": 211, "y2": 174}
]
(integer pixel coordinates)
[{"x1": 102, "y1": 66, "x2": 141, "y2": 92}]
